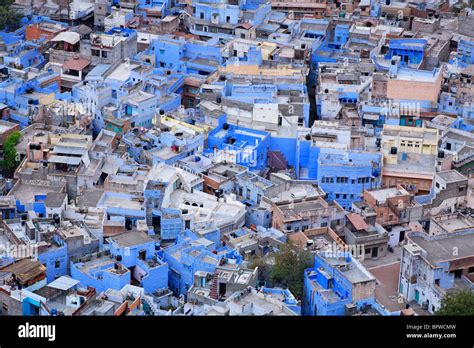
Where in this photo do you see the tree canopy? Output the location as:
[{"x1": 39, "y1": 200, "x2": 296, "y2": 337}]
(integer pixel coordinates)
[
  {"x1": 436, "y1": 290, "x2": 474, "y2": 316},
  {"x1": 0, "y1": 0, "x2": 22, "y2": 32},
  {"x1": 270, "y1": 244, "x2": 313, "y2": 299},
  {"x1": 1, "y1": 131, "x2": 21, "y2": 177}
]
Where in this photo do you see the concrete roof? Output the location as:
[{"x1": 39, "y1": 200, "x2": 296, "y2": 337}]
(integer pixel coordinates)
[
  {"x1": 44, "y1": 192, "x2": 67, "y2": 208},
  {"x1": 110, "y1": 231, "x2": 153, "y2": 247},
  {"x1": 47, "y1": 276, "x2": 80, "y2": 291},
  {"x1": 436, "y1": 170, "x2": 467, "y2": 183},
  {"x1": 409, "y1": 231, "x2": 474, "y2": 265},
  {"x1": 51, "y1": 31, "x2": 80, "y2": 45}
]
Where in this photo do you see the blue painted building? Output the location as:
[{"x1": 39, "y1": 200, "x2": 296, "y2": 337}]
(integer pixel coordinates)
[
  {"x1": 457, "y1": 38, "x2": 474, "y2": 67},
  {"x1": 70, "y1": 232, "x2": 168, "y2": 294},
  {"x1": 261, "y1": 287, "x2": 301, "y2": 315},
  {"x1": 70, "y1": 258, "x2": 131, "y2": 293},
  {"x1": 137, "y1": 36, "x2": 224, "y2": 75},
  {"x1": 0, "y1": 71, "x2": 60, "y2": 127},
  {"x1": 162, "y1": 230, "x2": 242, "y2": 296},
  {"x1": 303, "y1": 251, "x2": 390, "y2": 316},
  {"x1": 317, "y1": 149, "x2": 382, "y2": 210},
  {"x1": 235, "y1": 171, "x2": 274, "y2": 205},
  {"x1": 3, "y1": 42, "x2": 45, "y2": 70},
  {"x1": 206, "y1": 116, "x2": 270, "y2": 171},
  {"x1": 108, "y1": 232, "x2": 168, "y2": 293},
  {"x1": 189, "y1": 0, "x2": 271, "y2": 39},
  {"x1": 38, "y1": 238, "x2": 68, "y2": 283},
  {"x1": 385, "y1": 39, "x2": 426, "y2": 66}
]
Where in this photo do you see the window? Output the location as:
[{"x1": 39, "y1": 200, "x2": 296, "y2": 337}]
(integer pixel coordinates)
[
  {"x1": 91, "y1": 49, "x2": 100, "y2": 56},
  {"x1": 55, "y1": 260, "x2": 60, "y2": 269},
  {"x1": 101, "y1": 51, "x2": 107, "y2": 58}
]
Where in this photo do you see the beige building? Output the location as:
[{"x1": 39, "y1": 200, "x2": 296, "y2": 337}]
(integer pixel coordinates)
[
  {"x1": 386, "y1": 67, "x2": 443, "y2": 109},
  {"x1": 381, "y1": 124, "x2": 439, "y2": 160},
  {"x1": 380, "y1": 125, "x2": 439, "y2": 195}
]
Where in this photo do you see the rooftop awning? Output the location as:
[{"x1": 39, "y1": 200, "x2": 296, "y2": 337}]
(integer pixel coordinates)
[
  {"x1": 347, "y1": 213, "x2": 369, "y2": 231},
  {"x1": 363, "y1": 113, "x2": 380, "y2": 121},
  {"x1": 52, "y1": 31, "x2": 80, "y2": 45},
  {"x1": 47, "y1": 276, "x2": 80, "y2": 291},
  {"x1": 53, "y1": 145, "x2": 88, "y2": 156},
  {"x1": 48, "y1": 155, "x2": 82, "y2": 166},
  {"x1": 63, "y1": 58, "x2": 90, "y2": 71}
]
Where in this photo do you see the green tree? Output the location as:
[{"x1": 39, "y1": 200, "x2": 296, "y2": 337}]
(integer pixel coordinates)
[
  {"x1": 436, "y1": 290, "x2": 474, "y2": 316},
  {"x1": 1, "y1": 131, "x2": 21, "y2": 177},
  {"x1": 249, "y1": 256, "x2": 273, "y2": 287},
  {"x1": 271, "y1": 244, "x2": 313, "y2": 299},
  {"x1": 0, "y1": 0, "x2": 22, "y2": 32}
]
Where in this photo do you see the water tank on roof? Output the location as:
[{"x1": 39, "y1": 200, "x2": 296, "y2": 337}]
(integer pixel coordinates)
[{"x1": 53, "y1": 214, "x2": 60, "y2": 224}]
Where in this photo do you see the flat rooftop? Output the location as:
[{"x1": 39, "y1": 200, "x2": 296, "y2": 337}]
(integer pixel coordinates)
[
  {"x1": 325, "y1": 256, "x2": 375, "y2": 284},
  {"x1": 8, "y1": 182, "x2": 64, "y2": 203},
  {"x1": 279, "y1": 199, "x2": 327, "y2": 219},
  {"x1": 369, "y1": 262, "x2": 406, "y2": 312},
  {"x1": 436, "y1": 170, "x2": 467, "y2": 183},
  {"x1": 409, "y1": 231, "x2": 474, "y2": 265},
  {"x1": 101, "y1": 194, "x2": 144, "y2": 212},
  {"x1": 368, "y1": 187, "x2": 409, "y2": 203},
  {"x1": 383, "y1": 153, "x2": 436, "y2": 176},
  {"x1": 432, "y1": 213, "x2": 473, "y2": 233},
  {"x1": 110, "y1": 231, "x2": 153, "y2": 247}
]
